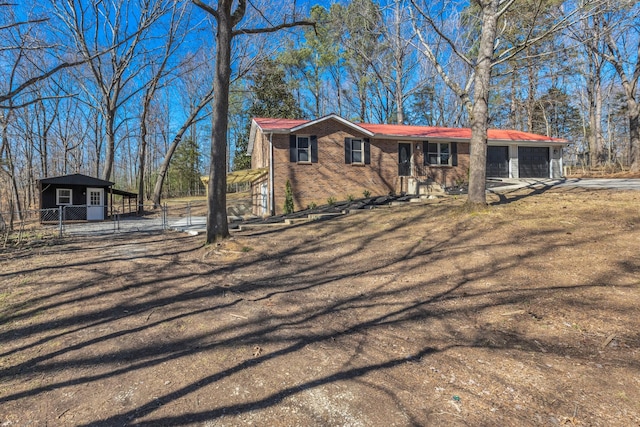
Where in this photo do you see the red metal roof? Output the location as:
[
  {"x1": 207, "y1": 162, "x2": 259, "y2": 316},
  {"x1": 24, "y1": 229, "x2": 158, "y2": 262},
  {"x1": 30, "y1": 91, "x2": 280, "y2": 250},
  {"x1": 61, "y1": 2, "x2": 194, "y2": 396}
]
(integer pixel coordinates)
[{"x1": 253, "y1": 116, "x2": 568, "y2": 143}]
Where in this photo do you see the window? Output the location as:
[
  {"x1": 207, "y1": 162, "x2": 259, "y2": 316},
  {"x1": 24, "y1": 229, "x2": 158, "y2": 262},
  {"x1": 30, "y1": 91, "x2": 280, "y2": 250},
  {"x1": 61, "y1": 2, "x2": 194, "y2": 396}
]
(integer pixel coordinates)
[
  {"x1": 344, "y1": 137, "x2": 371, "y2": 165},
  {"x1": 424, "y1": 142, "x2": 457, "y2": 166},
  {"x1": 289, "y1": 135, "x2": 318, "y2": 163},
  {"x1": 297, "y1": 136, "x2": 311, "y2": 162},
  {"x1": 351, "y1": 138, "x2": 363, "y2": 164},
  {"x1": 56, "y1": 188, "x2": 72, "y2": 205}
]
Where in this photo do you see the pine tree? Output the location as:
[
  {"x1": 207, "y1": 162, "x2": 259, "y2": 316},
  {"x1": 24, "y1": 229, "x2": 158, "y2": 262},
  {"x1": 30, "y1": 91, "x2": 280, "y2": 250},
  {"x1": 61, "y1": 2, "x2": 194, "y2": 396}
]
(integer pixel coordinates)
[{"x1": 233, "y1": 59, "x2": 304, "y2": 171}]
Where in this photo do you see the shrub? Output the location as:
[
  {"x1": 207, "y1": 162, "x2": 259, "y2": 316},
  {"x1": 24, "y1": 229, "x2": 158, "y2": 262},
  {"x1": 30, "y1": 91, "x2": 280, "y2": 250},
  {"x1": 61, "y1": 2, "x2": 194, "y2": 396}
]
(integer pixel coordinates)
[
  {"x1": 363, "y1": 190, "x2": 371, "y2": 198},
  {"x1": 327, "y1": 196, "x2": 336, "y2": 206},
  {"x1": 284, "y1": 180, "x2": 294, "y2": 214}
]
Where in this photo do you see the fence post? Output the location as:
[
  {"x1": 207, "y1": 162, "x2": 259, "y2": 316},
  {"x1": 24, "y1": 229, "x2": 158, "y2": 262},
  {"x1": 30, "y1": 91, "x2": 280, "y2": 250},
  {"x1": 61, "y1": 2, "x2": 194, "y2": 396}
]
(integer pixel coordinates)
[
  {"x1": 113, "y1": 210, "x2": 120, "y2": 232},
  {"x1": 187, "y1": 202, "x2": 191, "y2": 226},
  {"x1": 163, "y1": 203, "x2": 168, "y2": 230},
  {"x1": 58, "y1": 206, "x2": 63, "y2": 238}
]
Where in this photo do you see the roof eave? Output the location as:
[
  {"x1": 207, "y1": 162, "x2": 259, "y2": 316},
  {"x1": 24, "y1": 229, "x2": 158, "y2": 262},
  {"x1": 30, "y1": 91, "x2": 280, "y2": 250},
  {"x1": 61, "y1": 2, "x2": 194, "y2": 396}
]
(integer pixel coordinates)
[
  {"x1": 290, "y1": 113, "x2": 375, "y2": 137},
  {"x1": 488, "y1": 138, "x2": 570, "y2": 145}
]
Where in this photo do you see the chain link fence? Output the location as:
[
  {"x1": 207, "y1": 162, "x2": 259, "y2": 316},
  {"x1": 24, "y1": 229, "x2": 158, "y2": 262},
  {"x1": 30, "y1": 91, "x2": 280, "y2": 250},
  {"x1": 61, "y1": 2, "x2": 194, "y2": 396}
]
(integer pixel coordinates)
[
  {"x1": 1, "y1": 204, "x2": 168, "y2": 247},
  {"x1": 1, "y1": 198, "x2": 255, "y2": 248}
]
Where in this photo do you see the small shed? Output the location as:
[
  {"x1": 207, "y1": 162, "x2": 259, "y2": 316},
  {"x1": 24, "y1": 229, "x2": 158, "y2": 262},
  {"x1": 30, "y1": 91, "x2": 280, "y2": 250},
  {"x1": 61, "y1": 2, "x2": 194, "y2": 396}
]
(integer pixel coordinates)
[{"x1": 38, "y1": 173, "x2": 137, "y2": 221}]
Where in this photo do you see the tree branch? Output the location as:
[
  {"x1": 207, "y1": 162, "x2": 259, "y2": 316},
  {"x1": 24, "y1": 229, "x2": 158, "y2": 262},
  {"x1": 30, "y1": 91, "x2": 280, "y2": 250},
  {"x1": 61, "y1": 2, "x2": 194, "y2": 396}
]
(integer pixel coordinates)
[
  {"x1": 0, "y1": 17, "x2": 48, "y2": 31},
  {"x1": 232, "y1": 19, "x2": 314, "y2": 36},
  {"x1": 409, "y1": 0, "x2": 473, "y2": 67},
  {"x1": 0, "y1": 93, "x2": 77, "y2": 110},
  {"x1": 497, "y1": 0, "x2": 518, "y2": 19},
  {"x1": 191, "y1": 0, "x2": 218, "y2": 20},
  {"x1": 231, "y1": 0, "x2": 247, "y2": 27},
  {"x1": 0, "y1": 58, "x2": 85, "y2": 105}
]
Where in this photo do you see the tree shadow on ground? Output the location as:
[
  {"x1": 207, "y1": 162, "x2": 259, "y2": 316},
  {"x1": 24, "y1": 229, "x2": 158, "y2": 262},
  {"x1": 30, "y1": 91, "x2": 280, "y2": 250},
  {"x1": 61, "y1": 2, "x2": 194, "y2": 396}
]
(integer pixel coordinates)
[{"x1": 0, "y1": 196, "x2": 638, "y2": 426}]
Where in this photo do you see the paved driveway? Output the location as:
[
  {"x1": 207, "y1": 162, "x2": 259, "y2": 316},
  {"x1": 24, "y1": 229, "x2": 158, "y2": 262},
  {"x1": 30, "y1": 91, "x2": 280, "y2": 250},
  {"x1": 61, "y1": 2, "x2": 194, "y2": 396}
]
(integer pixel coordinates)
[
  {"x1": 489, "y1": 178, "x2": 640, "y2": 192},
  {"x1": 555, "y1": 178, "x2": 640, "y2": 190}
]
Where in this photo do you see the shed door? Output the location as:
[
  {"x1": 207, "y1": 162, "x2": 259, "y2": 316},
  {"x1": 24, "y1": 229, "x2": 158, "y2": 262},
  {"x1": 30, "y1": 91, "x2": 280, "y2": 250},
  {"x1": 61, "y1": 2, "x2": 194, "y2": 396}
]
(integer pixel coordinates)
[
  {"x1": 518, "y1": 147, "x2": 549, "y2": 178},
  {"x1": 87, "y1": 188, "x2": 104, "y2": 221},
  {"x1": 486, "y1": 146, "x2": 509, "y2": 178}
]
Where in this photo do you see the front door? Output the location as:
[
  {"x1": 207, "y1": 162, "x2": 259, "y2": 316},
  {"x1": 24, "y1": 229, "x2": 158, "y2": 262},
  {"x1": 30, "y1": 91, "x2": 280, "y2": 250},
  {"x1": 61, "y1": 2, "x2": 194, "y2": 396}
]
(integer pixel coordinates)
[
  {"x1": 260, "y1": 183, "x2": 268, "y2": 215},
  {"x1": 87, "y1": 187, "x2": 104, "y2": 221},
  {"x1": 398, "y1": 143, "x2": 412, "y2": 176}
]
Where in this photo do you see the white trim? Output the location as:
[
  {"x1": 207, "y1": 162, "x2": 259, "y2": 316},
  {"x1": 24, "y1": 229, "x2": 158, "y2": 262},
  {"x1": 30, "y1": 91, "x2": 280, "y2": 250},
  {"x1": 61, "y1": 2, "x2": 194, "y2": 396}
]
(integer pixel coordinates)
[
  {"x1": 87, "y1": 187, "x2": 104, "y2": 221},
  {"x1": 269, "y1": 132, "x2": 274, "y2": 216},
  {"x1": 290, "y1": 113, "x2": 375, "y2": 137},
  {"x1": 426, "y1": 142, "x2": 452, "y2": 166},
  {"x1": 56, "y1": 188, "x2": 72, "y2": 205},
  {"x1": 248, "y1": 119, "x2": 258, "y2": 155},
  {"x1": 295, "y1": 134, "x2": 312, "y2": 163},
  {"x1": 350, "y1": 138, "x2": 365, "y2": 164}
]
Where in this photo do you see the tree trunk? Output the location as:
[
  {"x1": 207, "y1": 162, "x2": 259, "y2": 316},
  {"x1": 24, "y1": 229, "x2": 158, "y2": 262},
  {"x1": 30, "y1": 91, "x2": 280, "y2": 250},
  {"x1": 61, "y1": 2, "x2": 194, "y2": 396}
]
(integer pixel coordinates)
[
  {"x1": 587, "y1": 72, "x2": 604, "y2": 166},
  {"x1": 393, "y1": 0, "x2": 404, "y2": 124},
  {"x1": 628, "y1": 101, "x2": 640, "y2": 172},
  {"x1": 466, "y1": 0, "x2": 500, "y2": 208},
  {"x1": 206, "y1": 10, "x2": 232, "y2": 243},
  {"x1": 138, "y1": 121, "x2": 148, "y2": 213},
  {"x1": 102, "y1": 111, "x2": 116, "y2": 181},
  {"x1": 151, "y1": 87, "x2": 213, "y2": 208},
  {"x1": 526, "y1": 53, "x2": 536, "y2": 132}
]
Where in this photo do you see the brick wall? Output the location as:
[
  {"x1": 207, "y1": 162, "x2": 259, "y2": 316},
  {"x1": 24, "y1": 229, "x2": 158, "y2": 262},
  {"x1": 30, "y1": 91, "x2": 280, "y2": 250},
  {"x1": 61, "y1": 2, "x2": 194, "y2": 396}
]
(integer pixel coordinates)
[{"x1": 253, "y1": 120, "x2": 471, "y2": 215}]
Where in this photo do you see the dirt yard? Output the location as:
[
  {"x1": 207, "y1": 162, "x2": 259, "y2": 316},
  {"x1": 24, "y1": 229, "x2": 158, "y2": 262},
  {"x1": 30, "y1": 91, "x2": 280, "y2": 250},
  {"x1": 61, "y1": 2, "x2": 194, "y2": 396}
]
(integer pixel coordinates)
[{"x1": 1, "y1": 185, "x2": 639, "y2": 426}]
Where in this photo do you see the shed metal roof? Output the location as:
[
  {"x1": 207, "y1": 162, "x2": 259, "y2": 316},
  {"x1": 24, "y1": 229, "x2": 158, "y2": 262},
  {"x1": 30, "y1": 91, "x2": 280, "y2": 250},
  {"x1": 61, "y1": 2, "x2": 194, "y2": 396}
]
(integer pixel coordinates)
[{"x1": 39, "y1": 173, "x2": 114, "y2": 187}]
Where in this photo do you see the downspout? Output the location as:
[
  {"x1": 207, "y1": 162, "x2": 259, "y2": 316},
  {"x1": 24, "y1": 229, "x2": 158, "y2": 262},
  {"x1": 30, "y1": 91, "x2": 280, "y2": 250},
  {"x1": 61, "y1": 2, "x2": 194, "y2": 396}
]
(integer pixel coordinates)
[{"x1": 269, "y1": 132, "x2": 275, "y2": 216}]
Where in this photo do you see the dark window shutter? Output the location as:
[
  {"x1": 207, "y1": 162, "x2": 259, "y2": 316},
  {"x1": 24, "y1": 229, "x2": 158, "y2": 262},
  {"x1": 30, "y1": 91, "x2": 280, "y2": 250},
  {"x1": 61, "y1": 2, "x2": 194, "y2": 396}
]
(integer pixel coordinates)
[
  {"x1": 311, "y1": 135, "x2": 318, "y2": 163},
  {"x1": 344, "y1": 138, "x2": 352, "y2": 164},
  {"x1": 423, "y1": 141, "x2": 430, "y2": 165},
  {"x1": 364, "y1": 138, "x2": 371, "y2": 164},
  {"x1": 289, "y1": 135, "x2": 297, "y2": 162},
  {"x1": 451, "y1": 142, "x2": 458, "y2": 166}
]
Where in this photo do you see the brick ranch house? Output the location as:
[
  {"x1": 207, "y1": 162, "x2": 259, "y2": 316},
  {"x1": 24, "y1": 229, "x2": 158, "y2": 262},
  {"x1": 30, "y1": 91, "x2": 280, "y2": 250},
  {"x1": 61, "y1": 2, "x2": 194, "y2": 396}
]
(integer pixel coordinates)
[{"x1": 247, "y1": 113, "x2": 569, "y2": 216}]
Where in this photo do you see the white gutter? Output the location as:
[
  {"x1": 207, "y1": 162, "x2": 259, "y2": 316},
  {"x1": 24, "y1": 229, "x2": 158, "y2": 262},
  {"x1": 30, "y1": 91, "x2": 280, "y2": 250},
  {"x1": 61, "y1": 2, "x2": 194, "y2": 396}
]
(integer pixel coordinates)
[{"x1": 269, "y1": 132, "x2": 275, "y2": 216}]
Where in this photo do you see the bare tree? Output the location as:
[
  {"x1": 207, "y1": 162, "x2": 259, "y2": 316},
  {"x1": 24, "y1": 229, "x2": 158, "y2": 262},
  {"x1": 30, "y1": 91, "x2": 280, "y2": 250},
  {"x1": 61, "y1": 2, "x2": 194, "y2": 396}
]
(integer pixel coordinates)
[
  {"x1": 589, "y1": 2, "x2": 640, "y2": 171},
  {"x1": 53, "y1": 0, "x2": 172, "y2": 181},
  {"x1": 410, "y1": 0, "x2": 591, "y2": 206},
  {"x1": 151, "y1": 84, "x2": 215, "y2": 208},
  {"x1": 136, "y1": 2, "x2": 190, "y2": 212},
  {"x1": 192, "y1": 0, "x2": 313, "y2": 243},
  {"x1": 572, "y1": 7, "x2": 606, "y2": 166}
]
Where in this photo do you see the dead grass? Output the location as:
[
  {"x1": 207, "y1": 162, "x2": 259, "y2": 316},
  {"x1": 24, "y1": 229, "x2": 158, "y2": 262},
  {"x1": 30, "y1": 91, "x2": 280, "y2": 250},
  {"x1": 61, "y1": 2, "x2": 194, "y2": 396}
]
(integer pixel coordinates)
[{"x1": 1, "y1": 186, "x2": 639, "y2": 426}]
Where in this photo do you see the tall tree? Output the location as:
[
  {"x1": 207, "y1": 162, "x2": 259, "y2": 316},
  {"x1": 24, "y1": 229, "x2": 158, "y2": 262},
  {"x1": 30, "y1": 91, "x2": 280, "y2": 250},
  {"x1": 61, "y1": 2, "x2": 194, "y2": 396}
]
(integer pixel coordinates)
[
  {"x1": 278, "y1": 6, "x2": 337, "y2": 118},
  {"x1": 331, "y1": 0, "x2": 386, "y2": 122},
  {"x1": 151, "y1": 84, "x2": 214, "y2": 208},
  {"x1": 136, "y1": 2, "x2": 187, "y2": 212},
  {"x1": 192, "y1": 0, "x2": 312, "y2": 243},
  {"x1": 590, "y1": 2, "x2": 640, "y2": 171},
  {"x1": 167, "y1": 137, "x2": 202, "y2": 196},
  {"x1": 410, "y1": 0, "x2": 588, "y2": 206},
  {"x1": 54, "y1": 0, "x2": 171, "y2": 181},
  {"x1": 234, "y1": 58, "x2": 304, "y2": 170}
]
